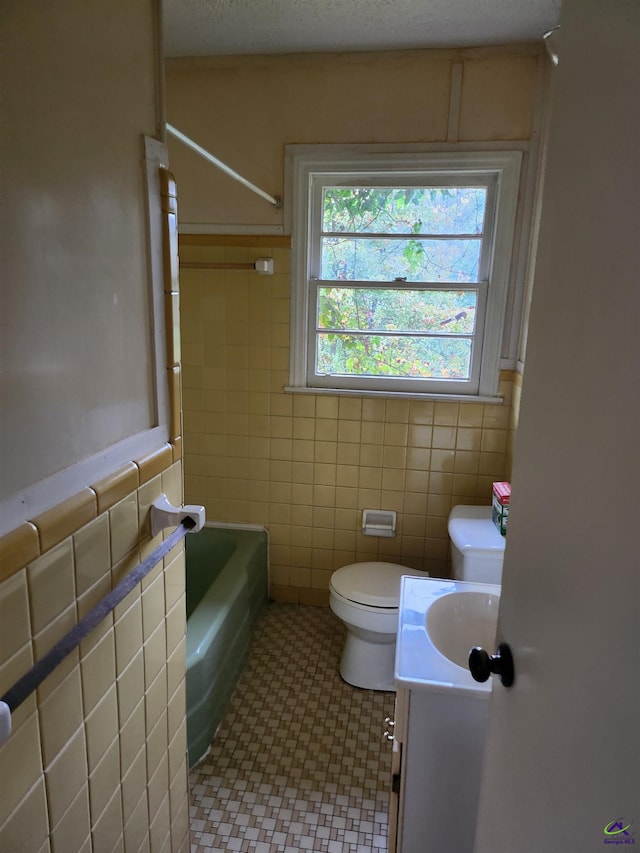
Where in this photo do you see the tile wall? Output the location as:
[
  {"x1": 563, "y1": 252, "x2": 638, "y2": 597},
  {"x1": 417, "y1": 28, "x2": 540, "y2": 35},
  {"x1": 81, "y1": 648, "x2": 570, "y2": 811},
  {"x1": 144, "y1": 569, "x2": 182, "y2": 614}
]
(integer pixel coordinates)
[
  {"x1": 0, "y1": 454, "x2": 190, "y2": 853},
  {"x1": 0, "y1": 167, "x2": 189, "y2": 852},
  {"x1": 180, "y1": 236, "x2": 519, "y2": 605}
]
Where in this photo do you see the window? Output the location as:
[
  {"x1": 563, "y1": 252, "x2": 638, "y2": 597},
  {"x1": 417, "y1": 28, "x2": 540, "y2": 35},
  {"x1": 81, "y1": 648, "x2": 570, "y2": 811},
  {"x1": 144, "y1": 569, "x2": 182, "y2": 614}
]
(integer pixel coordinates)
[{"x1": 287, "y1": 148, "x2": 522, "y2": 398}]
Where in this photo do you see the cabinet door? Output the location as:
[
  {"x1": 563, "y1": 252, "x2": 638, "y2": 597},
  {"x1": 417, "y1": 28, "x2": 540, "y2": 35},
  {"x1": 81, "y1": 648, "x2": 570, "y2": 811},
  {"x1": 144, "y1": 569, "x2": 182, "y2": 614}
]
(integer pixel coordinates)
[{"x1": 388, "y1": 688, "x2": 409, "y2": 853}]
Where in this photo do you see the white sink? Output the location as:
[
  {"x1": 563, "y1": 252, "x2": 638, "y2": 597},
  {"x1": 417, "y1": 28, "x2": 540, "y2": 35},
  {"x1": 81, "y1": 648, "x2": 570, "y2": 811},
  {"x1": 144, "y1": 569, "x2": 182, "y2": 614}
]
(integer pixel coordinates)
[
  {"x1": 426, "y1": 590, "x2": 500, "y2": 668},
  {"x1": 395, "y1": 576, "x2": 501, "y2": 695}
]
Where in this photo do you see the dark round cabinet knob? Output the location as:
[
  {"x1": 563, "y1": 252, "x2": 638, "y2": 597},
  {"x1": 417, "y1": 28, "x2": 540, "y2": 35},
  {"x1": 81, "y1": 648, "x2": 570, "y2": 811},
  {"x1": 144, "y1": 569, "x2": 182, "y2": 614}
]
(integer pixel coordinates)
[{"x1": 468, "y1": 643, "x2": 515, "y2": 688}]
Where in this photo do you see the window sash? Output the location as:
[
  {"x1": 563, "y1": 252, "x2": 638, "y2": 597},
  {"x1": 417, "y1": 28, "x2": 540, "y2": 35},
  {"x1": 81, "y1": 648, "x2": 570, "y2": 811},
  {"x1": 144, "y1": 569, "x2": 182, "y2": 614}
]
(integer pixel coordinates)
[
  {"x1": 287, "y1": 147, "x2": 523, "y2": 398},
  {"x1": 307, "y1": 279, "x2": 488, "y2": 394},
  {"x1": 311, "y1": 174, "x2": 497, "y2": 282},
  {"x1": 308, "y1": 175, "x2": 495, "y2": 393}
]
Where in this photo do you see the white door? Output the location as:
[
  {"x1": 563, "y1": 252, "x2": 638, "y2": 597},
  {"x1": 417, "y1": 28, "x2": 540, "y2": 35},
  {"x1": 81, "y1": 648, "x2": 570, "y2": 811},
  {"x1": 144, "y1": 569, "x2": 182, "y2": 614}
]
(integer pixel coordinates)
[{"x1": 474, "y1": 3, "x2": 640, "y2": 852}]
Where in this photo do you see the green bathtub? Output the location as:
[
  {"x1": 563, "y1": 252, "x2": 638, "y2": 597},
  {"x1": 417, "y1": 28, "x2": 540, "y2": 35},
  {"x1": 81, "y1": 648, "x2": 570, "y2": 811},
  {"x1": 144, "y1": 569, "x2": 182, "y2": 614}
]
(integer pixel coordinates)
[{"x1": 185, "y1": 525, "x2": 268, "y2": 766}]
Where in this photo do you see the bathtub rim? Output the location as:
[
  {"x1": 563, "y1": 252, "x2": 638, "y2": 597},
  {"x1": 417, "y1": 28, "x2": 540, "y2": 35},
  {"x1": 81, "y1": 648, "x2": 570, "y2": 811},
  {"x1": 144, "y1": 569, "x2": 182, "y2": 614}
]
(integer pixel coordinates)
[{"x1": 185, "y1": 524, "x2": 269, "y2": 667}]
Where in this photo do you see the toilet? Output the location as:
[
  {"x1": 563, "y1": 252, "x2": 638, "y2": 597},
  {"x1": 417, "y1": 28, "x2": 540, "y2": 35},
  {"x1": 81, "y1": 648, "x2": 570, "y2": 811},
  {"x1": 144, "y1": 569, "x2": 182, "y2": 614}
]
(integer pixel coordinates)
[
  {"x1": 330, "y1": 505, "x2": 506, "y2": 692},
  {"x1": 448, "y1": 504, "x2": 506, "y2": 584},
  {"x1": 329, "y1": 562, "x2": 428, "y2": 691}
]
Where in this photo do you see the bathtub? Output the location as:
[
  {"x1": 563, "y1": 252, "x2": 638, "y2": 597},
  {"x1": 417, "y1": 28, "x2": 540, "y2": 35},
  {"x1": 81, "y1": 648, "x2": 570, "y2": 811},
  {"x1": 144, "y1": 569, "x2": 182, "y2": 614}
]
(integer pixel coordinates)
[{"x1": 185, "y1": 524, "x2": 268, "y2": 766}]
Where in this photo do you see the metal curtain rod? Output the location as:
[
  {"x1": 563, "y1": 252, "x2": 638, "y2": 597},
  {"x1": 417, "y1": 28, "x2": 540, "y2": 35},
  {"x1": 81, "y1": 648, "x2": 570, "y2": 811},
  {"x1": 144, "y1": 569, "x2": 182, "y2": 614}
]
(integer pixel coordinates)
[
  {"x1": 179, "y1": 258, "x2": 274, "y2": 275},
  {"x1": 0, "y1": 516, "x2": 196, "y2": 746},
  {"x1": 166, "y1": 123, "x2": 282, "y2": 208}
]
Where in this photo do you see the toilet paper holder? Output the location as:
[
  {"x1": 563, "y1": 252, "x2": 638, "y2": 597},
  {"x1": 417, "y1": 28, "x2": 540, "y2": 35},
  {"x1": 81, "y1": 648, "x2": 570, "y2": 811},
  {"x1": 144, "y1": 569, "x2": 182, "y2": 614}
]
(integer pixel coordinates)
[{"x1": 362, "y1": 509, "x2": 397, "y2": 537}]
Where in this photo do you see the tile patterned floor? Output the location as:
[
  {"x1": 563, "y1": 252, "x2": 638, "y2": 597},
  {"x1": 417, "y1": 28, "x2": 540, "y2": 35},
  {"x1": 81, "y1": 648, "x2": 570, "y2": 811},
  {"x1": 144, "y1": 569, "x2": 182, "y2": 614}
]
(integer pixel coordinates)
[{"x1": 189, "y1": 602, "x2": 394, "y2": 852}]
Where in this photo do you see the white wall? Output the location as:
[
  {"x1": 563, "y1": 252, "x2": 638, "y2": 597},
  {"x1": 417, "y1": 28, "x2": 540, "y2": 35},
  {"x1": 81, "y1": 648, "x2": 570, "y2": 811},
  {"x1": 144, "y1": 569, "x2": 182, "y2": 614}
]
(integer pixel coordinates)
[
  {"x1": 0, "y1": 0, "x2": 165, "y2": 529},
  {"x1": 475, "y1": 1, "x2": 640, "y2": 848}
]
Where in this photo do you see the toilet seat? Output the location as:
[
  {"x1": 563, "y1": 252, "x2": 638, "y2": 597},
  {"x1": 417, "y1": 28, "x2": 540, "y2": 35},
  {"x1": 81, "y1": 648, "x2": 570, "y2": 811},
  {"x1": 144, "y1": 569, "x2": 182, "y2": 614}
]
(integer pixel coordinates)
[
  {"x1": 330, "y1": 561, "x2": 415, "y2": 608},
  {"x1": 329, "y1": 561, "x2": 430, "y2": 691}
]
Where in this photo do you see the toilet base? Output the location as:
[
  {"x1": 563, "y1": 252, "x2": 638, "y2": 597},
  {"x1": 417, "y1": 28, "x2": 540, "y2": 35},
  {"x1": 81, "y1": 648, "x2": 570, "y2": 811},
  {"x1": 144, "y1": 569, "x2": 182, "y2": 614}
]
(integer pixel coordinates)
[{"x1": 339, "y1": 631, "x2": 397, "y2": 692}]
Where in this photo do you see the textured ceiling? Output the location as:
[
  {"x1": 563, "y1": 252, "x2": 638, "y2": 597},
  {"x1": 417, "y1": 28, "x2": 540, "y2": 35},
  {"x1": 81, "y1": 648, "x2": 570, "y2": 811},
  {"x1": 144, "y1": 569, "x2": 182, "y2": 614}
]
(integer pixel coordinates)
[{"x1": 163, "y1": 0, "x2": 562, "y2": 58}]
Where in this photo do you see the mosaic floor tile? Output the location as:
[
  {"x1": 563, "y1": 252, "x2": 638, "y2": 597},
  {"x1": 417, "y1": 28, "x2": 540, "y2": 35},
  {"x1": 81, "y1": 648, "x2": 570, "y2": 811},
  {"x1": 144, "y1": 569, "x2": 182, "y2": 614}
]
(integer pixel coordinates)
[{"x1": 189, "y1": 603, "x2": 394, "y2": 852}]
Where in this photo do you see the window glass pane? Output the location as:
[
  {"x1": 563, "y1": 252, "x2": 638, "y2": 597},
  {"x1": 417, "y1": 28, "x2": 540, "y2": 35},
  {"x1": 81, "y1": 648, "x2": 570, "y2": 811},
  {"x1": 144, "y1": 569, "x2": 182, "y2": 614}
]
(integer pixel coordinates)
[
  {"x1": 321, "y1": 237, "x2": 481, "y2": 282},
  {"x1": 322, "y1": 187, "x2": 487, "y2": 235},
  {"x1": 316, "y1": 333, "x2": 472, "y2": 380},
  {"x1": 317, "y1": 287, "x2": 477, "y2": 334}
]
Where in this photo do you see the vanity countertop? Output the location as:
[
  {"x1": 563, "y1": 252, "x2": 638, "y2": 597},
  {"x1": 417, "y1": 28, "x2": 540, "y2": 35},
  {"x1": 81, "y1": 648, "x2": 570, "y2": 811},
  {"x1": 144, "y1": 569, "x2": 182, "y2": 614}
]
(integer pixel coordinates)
[{"x1": 394, "y1": 575, "x2": 501, "y2": 697}]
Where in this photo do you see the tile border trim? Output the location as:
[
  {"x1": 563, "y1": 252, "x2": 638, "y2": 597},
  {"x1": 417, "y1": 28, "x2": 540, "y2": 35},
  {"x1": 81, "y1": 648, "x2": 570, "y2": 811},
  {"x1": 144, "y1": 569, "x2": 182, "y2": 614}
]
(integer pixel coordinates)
[{"x1": 0, "y1": 442, "x2": 181, "y2": 583}]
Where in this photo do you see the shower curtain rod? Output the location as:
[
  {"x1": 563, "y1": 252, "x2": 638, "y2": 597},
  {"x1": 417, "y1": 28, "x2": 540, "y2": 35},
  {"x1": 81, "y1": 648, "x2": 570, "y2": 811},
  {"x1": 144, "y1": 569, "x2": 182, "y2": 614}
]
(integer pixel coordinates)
[{"x1": 166, "y1": 123, "x2": 281, "y2": 208}]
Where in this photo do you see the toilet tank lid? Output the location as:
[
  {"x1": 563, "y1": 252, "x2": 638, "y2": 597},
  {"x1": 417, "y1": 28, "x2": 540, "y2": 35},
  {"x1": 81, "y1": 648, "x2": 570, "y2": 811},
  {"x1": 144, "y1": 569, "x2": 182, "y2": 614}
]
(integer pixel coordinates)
[
  {"x1": 448, "y1": 505, "x2": 506, "y2": 555},
  {"x1": 331, "y1": 562, "x2": 426, "y2": 608}
]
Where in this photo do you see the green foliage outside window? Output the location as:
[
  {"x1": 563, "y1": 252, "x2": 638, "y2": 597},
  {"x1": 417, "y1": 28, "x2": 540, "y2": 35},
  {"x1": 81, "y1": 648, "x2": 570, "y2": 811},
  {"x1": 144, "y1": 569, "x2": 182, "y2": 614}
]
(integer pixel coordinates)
[{"x1": 314, "y1": 187, "x2": 486, "y2": 381}]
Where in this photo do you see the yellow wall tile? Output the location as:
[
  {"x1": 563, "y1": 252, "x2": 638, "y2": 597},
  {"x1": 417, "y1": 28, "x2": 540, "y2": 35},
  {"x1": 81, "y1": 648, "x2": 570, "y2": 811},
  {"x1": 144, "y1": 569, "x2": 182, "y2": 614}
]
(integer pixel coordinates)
[
  {"x1": 110, "y1": 499, "x2": 140, "y2": 574},
  {"x1": 77, "y1": 584, "x2": 112, "y2": 653},
  {"x1": 85, "y1": 685, "x2": 118, "y2": 772},
  {"x1": 27, "y1": 539, "x2": 75, "y2": 637},
  {"x1": 136, "y1": 444, "x2": 174, "y2": 485},
  {"x1": 119, "y1": 698, "x2": 146, "y2": 775},
  {"x1": 33, "y1": 488, "x2": 98, "y2": 554},
  {"x1": 167, "y1": 679, "x2": 186, "y2": 743},
  {"x1": 0, "y1": 711, "x2": 43, "y2": 825},
  {"x1": 0, "y1": 569, "x2": 32, "y2": 660},
  {"x1": 147, "y1": 709, "x2": 169, "y2": 782},
  {"x1": 142, "y1": 572, "x2": 166, "y2": 641},
  {"x1": 167, "y1": 637, "x2": 186, "y2": 701},
  {"x1": 481, "y1": 428, "x2": 508, "y2": 453},
  {"x1": 0, "y1": 644, "x2": 35, "y2": 731},
  {"x1": 146, "y1": 669, "x2": 168, "y2": 736},
  {"x1": 166, "y1": 596, "x2": 186, "y2": 658},
  {"x1": 90, "y1": 786, "x2": 123, "y2": 853},
  {"x1": 0, "y1": 777, "x2": 50, "y2": 852},
  {"x1": 456, "y1": 427, "x2": 482, "y2": 451},
  {"x1": 149, "y1": 790, "x2": 171, "y2": 853},
  {"x1": 39, "y1": 667, "x2": 84, "y2": 767},
  {"x1": 408, "y1": 425, "x2": 432, "y2": 447},
  {"x1": 406, "y1": 448, "x2": 431, "y2": 471},
  {"x1": 0, "y1": 445, "x2": 187, "y2": 853},
  {"x1": 43, "y1": 725, "x2": 86, "y2": 828},
  {"x1": 180, "y1": 238, "x2": 517, "y2": 597},
  {"x1": 49, "y1": 784, "x2": 91, "y2": 851},
  {"x1": 434, "y1": 402, "x2": 459, "y2": 425},
  {"x1": 88, "y1": 735, "x2": 120, "y2": 828},
  {"x1": 299, "y1": 588, "x2": 330, "y2": 607},
  {"x1": 0, "y1": 522, "x2": 40, "y2": 583},
  {"x1": 432, "y1": 425, "x2": 456, "y2": 449},
  {"x1": 144, "y1": 622, "x2": 167, "y2": 688},
  {"x1": 454, "y1": 450, "x2": 480, "y2": 474},
  {"x1": 121, "y1": 746, "x2": 147, "y2": 825},
  {"x1": 81, "y1": 629, "x2": 116, "y2": 716},
  {"x1": 93, "y1": 464, "x2": 139, "y2": 516},
  {"x1": 73, "y1": 514, "x2": 111, "y2": 596},
  {"x1": 123, "y1": 790, "x2": 149, "y2": 853}
]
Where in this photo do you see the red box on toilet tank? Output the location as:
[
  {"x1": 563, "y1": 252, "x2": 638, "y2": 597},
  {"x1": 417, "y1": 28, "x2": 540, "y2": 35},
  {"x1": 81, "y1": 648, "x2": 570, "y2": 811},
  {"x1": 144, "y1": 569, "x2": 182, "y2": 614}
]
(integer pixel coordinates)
[{"x1": 492, "y1": 482, "x2": 511, "y2": 536}]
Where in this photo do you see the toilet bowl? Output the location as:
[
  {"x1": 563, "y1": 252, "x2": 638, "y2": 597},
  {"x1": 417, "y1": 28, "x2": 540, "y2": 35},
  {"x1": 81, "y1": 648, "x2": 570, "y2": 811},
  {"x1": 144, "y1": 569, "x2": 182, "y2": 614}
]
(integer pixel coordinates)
[
  {"x1": 331, "y1": 507, "x2": 505, "y2": 691},
  {"x1": 329, "y1": 561, "x2": 428, "y2": 691}
]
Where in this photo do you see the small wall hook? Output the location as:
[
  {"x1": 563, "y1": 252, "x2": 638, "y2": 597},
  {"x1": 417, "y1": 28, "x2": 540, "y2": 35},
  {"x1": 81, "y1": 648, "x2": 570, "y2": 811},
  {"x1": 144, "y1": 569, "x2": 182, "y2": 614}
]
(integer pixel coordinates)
[{"x1": 150, "y1": 494, "x2": 205, "y2": 538}]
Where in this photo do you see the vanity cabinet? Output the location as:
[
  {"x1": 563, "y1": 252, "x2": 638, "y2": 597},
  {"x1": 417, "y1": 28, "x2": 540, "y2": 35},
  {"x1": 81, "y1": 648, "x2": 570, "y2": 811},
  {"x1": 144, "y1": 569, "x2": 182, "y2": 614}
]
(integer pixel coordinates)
[{"x1": 388, "y1": 685, "x2": 490, "y2": 853}]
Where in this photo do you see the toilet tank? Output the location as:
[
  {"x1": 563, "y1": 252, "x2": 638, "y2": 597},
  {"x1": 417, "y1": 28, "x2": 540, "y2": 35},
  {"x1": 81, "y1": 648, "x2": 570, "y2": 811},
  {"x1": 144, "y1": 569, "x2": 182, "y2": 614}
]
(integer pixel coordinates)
[{"x1": 448, "y1": 505, "x2": 506, "y2": 584}]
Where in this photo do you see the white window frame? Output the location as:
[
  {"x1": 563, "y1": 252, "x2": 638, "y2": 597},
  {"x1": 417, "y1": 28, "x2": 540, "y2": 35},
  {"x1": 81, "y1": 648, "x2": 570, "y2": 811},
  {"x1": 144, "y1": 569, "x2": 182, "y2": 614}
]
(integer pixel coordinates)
[{"x1": 285, "y1": 146, "x2": 523, "y2": 399}]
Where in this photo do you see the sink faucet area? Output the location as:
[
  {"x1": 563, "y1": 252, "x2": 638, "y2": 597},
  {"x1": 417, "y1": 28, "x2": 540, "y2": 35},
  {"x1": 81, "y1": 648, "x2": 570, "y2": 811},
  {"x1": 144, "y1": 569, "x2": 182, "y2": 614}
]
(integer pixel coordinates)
[{"x1": 389, "y1": 575, "x2": 502, "y2": 853}]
